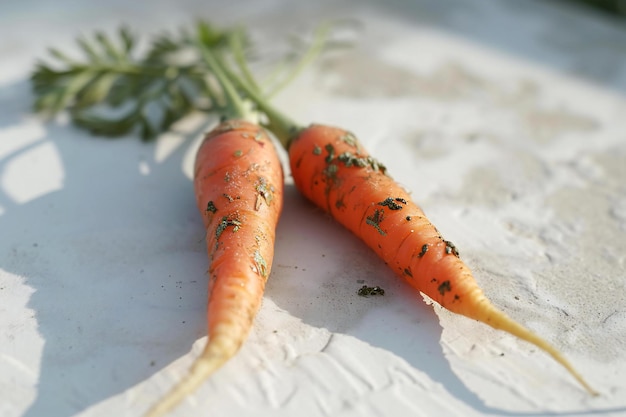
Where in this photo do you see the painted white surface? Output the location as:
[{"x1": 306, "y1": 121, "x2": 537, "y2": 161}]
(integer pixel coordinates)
[{"x1": 1, "y1": 1, "x2": 626, "y2": 416}]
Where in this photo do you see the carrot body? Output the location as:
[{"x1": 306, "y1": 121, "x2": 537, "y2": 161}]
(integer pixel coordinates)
[
  {"x1": 144, "y1": 120, "x2": 284, "y2": 417},
  {"x1": 289, "y1": 124, "x2": 596, "y2": 394}
]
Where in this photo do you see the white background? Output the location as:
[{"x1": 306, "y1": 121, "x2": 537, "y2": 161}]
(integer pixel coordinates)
[{"x1": 1, "y1": 1, "x2": 626, "y2": 416}]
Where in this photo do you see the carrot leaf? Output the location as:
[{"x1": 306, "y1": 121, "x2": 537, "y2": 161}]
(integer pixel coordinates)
[
  {"x1": 31, "y1": 23, "x2": 226, "y2": 140},
  {"x1": 31, "y1": 20, "x2": 340, "y2": 141}
]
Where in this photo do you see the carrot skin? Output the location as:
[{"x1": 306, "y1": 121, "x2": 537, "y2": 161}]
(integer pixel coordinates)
[
  {"x1": 144, "y1": 120, "x2": 284, "y2": 417},
  {"x1": 289, "y1": 124, "x2": 597, "y2": 395},
  {"x1": 195, "y1": 120, "x2": 283, "y2": 352}
]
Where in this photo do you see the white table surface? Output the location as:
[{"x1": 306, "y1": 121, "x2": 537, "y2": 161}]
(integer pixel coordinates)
[{"x1": 1, "y1": 1, "x2": 626, "y2": 416}]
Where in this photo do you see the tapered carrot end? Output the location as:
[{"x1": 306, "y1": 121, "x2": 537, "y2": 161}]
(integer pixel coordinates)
[
  {"x1": 474, "y1": 302, "x2": 598, "y2": 396},
  {"x1": 142, "y1": 340, "x2": 234, "y2": 417}
]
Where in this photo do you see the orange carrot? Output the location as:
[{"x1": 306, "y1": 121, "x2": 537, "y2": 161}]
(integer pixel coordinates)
[
  {"x1": 30, "y1": 22, "x2": 291, "y2": 416},
  {"x1": 212, "y1": 26, "x2": 598, "y2": 394},
  {"x1": 286, "y1": 123, "x2": 597, "y2": 395},
  {"x1": 143, "y1": 119, "x2": 284, "y2": 417}
]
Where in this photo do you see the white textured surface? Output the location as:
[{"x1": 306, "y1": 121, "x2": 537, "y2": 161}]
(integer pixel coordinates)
[{"x1": 1, "y1": 1, "x2": 626, "y2": 416}]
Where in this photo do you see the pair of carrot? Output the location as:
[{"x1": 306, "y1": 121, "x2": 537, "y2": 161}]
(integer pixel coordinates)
[
  {"x1": 27, "y1": 20, "x2": 597, "y2": 417},
  {"x1": 143, "y1": 33, "x2": 597, "y2": 417}
]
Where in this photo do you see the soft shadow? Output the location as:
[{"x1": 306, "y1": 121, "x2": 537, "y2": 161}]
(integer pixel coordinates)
[
  {"x1": 0, "y1": 79, "x2": 30, "y2": 129},
  {"x1": 1, "y1": 80, "x2": 216, "y2": 417}
]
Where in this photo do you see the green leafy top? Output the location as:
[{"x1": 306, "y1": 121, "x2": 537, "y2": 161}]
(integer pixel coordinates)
[
  {"x1": 31, "y1": 20, "x2": 344, "y2": 143},
  {"x1": 32, "y1": 22, "x2": 233, "y2": 140}
]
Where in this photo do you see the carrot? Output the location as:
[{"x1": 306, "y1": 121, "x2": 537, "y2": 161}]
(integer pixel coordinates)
[
  {"x1": 286, "y1": 123, "x2": 598, "y2": 395},
  {"x1": 202, "y1": 25, "x2": 599, "y2": 395},
  {"x1": 143, "y1": 119, "x2": 284, "y2": 417},
  {"x1": 141, "y1": 35, "x2": 286, "y2": 417}
]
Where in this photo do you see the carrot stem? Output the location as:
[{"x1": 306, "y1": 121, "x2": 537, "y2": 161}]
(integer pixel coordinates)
[
  {"x1": 264, "y1": 23, "x2": 331, "y2": 99},
  {"x1": 229, "y1": 27, "x2": 262, "y2": 95},
  {"x1": 222, "y1": 63, "x2": 301, "y2": 148},
  {"x1": 226, "y1": 26, "x2": 338, "y2": 147},
  {"x1": 196, "y1": 39, "x2": 257, "y2": 123}
]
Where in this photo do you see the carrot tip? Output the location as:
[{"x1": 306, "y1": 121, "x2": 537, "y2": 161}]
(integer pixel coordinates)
[
  {"x1": 477, "y1": 304, "x2": 597, "y2": 396},
  {"x1": 142, "y1": 343, "x2": 233, "y2": 417}
]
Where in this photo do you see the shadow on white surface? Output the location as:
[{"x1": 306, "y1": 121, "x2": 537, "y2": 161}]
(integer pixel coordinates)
[{"x1": 0, "y1": 81, "x2": 213, "y2": 416}]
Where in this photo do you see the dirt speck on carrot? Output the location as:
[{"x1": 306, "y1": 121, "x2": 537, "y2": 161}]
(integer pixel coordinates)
[
  {"x1": 206, "y1": 201, "x2": 217, "y2": 214},
  {"x1": 378, "y1": 197, "x2": 405, "y2": 210},
  {"x1": 437, "y1": 280, "x2": 451, "y2": 296},
  {"x1": 365, "y1": 209, "x2": 386, "y2": 236}
]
